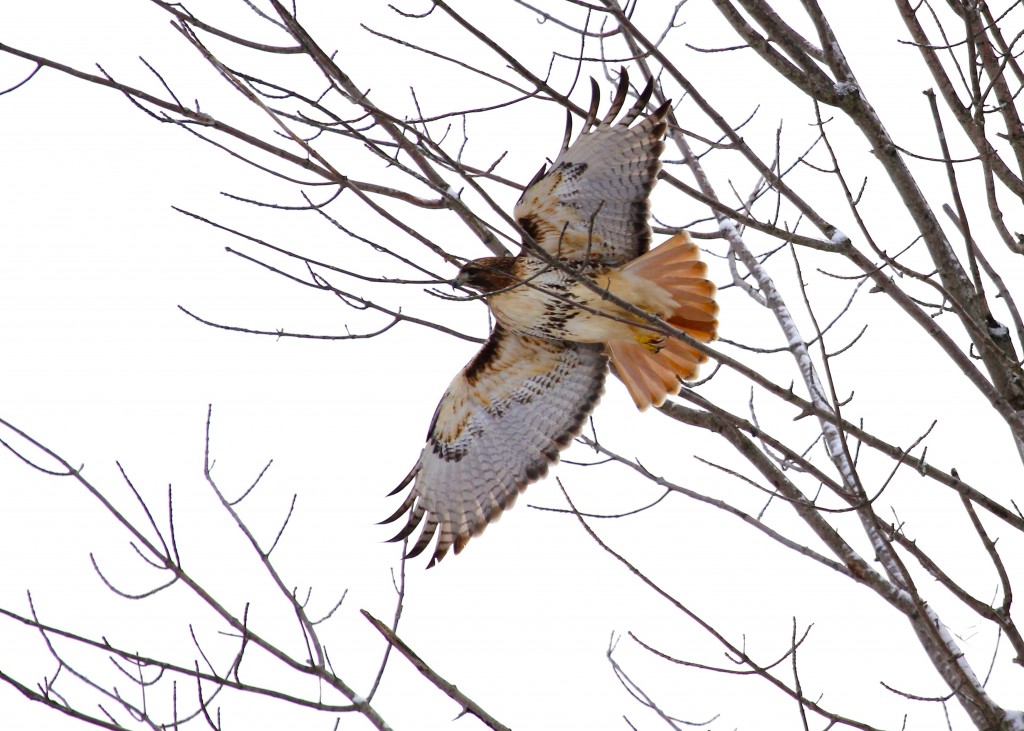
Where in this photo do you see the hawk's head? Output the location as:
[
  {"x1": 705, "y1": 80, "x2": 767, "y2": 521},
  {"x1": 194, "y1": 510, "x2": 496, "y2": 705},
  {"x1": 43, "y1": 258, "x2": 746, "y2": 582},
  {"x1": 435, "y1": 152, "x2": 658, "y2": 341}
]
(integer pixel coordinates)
[{"x1": 454, "y1": 257, "x2": 519, "y2": 294}]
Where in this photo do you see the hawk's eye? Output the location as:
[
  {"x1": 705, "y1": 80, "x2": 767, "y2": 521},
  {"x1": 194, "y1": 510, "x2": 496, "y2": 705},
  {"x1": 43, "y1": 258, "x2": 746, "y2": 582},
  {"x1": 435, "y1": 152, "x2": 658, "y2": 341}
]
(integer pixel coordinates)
[{"x1": 455, "y1": 263, "x2": 484, "y2": 291}]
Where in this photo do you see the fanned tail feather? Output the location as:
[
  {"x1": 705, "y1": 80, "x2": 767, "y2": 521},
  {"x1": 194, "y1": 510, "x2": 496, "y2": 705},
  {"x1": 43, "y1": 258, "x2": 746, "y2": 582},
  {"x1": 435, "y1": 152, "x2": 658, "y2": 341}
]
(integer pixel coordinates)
[{"x1": 609, "y1": 233, "x2": 718, "y2": 410}]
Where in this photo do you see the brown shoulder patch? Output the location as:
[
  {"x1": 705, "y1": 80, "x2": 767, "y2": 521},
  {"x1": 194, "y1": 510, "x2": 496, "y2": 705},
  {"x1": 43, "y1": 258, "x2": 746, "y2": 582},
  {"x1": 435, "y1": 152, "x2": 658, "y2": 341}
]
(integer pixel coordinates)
[{"x1": 464, "y1": 326, "x2": 505, "y2": 384}]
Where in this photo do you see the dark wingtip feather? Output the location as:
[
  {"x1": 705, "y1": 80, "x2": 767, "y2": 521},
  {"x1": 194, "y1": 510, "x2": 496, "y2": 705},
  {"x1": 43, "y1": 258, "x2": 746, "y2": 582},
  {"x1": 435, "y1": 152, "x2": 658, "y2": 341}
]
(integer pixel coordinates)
[
  {"x1": 581, "y1": 77, "x2": 601, "y2": 134},
  {"x1": 622, "y1": 76, "x2": 655, "y2": 125},
  {"x1": 427, "y1": 537, "x2": 452, "y2": 567},
  {"x1": 386, "y1": 507, "x2": 423, "y2": 543},
  {"x1": 379, "y1": 492, "x2": 416, "y2": 526},
  {"x1": 525, "y1": 163, "x2": 548, "y2": 191},
  {"x1": 601, "y1": 68, "x2": 631, "y2": 126},
  {"x1": 651, "y1": 99, "x2": 672, "y2": 125},
  {"x1": 560, "y1": 108, "x2": 573, "y2": 153},
  {"x1": 387, "y1": 465, "x2": 418, "y2": 497},
  {"x1": 406, "y1": 519, "x2": 438, "y2": 558}
]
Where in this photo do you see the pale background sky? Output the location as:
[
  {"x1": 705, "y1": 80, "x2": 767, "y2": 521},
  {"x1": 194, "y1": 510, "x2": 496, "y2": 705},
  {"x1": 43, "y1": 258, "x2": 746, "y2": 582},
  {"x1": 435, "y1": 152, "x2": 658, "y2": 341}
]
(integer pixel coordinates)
[{"x1": 1, "y1": 2, "x2": 1021, "y2": 729}]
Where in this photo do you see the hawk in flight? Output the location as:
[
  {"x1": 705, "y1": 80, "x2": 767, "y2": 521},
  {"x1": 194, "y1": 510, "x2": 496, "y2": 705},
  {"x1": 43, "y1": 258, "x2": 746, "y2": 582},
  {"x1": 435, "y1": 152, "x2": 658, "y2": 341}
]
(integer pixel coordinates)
[{"x1": 385, "y1": 74, "x2": 718, "y2": 565}]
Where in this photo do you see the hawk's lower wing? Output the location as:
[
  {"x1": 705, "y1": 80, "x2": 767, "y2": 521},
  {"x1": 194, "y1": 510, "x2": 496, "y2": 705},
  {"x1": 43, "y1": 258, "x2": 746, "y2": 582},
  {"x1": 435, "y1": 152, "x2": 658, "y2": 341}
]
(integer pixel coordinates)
[{"x1": 385, "y1": 326, "x2": 608, "y2": 566}]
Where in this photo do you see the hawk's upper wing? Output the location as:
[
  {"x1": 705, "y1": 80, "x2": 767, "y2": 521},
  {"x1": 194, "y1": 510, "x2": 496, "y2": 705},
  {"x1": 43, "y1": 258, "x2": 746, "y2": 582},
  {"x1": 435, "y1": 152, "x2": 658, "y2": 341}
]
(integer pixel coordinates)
[
  {"x1": 385, "y1": 326, "x2": 607, "y2": 566},
  {"x1": 513, "y1": 75, "x2": 670, "y2": 266}
]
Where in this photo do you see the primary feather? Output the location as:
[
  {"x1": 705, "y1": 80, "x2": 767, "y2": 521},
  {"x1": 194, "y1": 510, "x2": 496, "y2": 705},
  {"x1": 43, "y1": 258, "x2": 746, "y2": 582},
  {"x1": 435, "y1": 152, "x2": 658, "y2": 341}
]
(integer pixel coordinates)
[
  {"x1": 384, "y1": 329, "x2": 606, "y2": 567},
  {"x1": 514, "y1": 74, "x2": 668, "y2": 265}
]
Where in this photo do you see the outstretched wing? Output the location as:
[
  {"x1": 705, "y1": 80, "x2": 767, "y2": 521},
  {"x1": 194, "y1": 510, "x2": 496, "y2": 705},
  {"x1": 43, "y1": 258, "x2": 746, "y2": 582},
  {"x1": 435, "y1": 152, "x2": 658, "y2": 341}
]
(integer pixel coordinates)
[
  {"x1": 385, "y1": 326, "x2": 607, "y2": 566},
  {"x1": 514, "y1": 73, "x2": 670, "y2": 266}
]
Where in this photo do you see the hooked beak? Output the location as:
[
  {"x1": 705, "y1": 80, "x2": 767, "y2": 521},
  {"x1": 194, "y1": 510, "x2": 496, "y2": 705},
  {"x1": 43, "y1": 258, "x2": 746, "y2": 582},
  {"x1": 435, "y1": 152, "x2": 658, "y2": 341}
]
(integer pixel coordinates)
[{"x1": 451, "y1": 266, "x2": 473, "y2": 289}]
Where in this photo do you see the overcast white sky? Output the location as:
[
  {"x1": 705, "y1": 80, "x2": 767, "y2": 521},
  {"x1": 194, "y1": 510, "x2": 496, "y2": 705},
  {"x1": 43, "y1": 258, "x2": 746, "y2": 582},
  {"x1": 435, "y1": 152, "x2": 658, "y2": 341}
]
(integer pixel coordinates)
[{"x1": 2, "y1": 2, "x2": 1022, "y2": 730}]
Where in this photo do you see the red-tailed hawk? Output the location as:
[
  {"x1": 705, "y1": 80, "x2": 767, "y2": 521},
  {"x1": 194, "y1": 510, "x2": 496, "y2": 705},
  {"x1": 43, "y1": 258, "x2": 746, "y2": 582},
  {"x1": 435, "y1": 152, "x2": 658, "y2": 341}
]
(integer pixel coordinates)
[{"x1": 385, "y1": 74, "x2": 718, "y2": 565}]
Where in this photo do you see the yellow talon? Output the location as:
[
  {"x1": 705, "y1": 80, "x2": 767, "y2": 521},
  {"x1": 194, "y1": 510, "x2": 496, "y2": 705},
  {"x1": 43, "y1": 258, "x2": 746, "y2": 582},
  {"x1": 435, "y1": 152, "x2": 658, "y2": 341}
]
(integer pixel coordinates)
[{"x1": 635, "y1": 331, "x2": 664, "y2": 353}]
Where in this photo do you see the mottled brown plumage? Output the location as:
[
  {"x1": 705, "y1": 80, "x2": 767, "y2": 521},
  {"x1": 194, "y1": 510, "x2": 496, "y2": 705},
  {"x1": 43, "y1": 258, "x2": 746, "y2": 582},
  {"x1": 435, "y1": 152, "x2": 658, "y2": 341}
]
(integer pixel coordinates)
[{"x1": 386, "y1": 72, "x2": 718, "y2": 566}]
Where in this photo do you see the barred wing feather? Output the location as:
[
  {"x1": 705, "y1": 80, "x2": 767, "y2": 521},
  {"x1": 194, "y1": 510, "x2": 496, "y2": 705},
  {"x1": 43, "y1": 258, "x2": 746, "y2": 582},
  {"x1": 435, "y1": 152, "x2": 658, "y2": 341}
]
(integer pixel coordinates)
[
  {"x1": 514, "y1": 80, "x2": 670, "y2": 266},
  {"x1": 385, "y1": 326, "x2": 607, "y2": 566}
]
